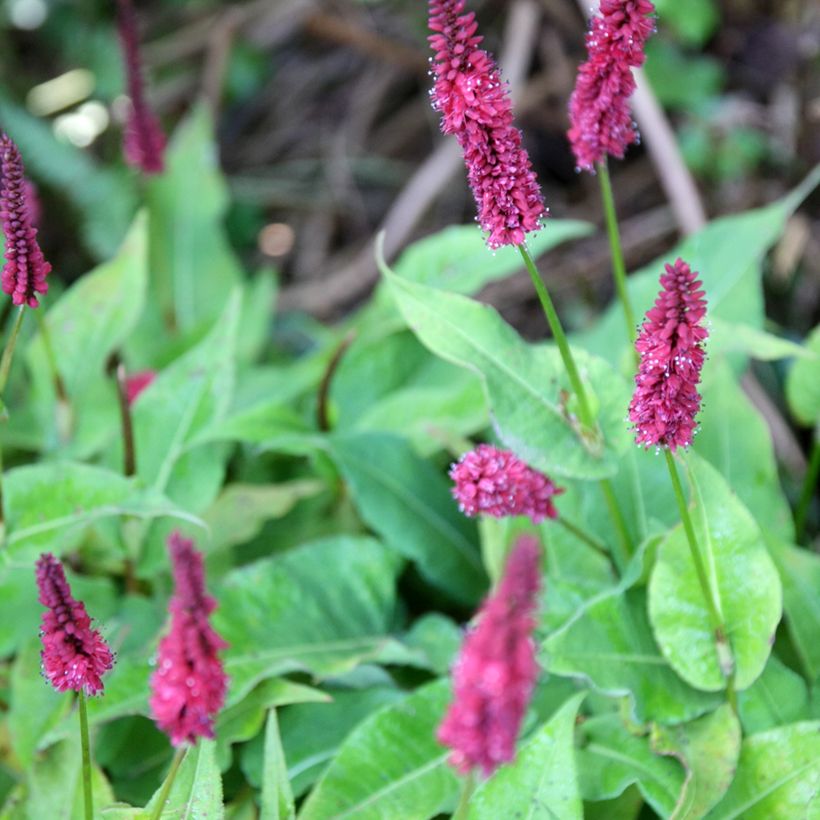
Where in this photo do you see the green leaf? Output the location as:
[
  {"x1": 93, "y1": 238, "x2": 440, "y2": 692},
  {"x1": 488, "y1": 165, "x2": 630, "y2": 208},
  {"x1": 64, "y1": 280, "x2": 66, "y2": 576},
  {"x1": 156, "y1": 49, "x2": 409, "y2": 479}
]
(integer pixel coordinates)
[
  {"x1": 25, "y1": 212, "x2": 148, "y2": 457},
  {"x1": 213, "y1": 536, "x2": 403, "y2": 702},
  {"x1": 654, "y1": 0, "x2": 720, "y2": 45},
  {"x1": 709, "y1": 320, "x2": 811, "y2": 362},
  {"x1": 578, "y1": 714, "x2": 685, "y2": 818},
  {"x1": 543, "y1": 549, "x2": 720, "y2": 724},
  {"x1": 648, "y1": 454, "x2": 783, "y2": 691},
  {"x1": 261, "y1": 709, "x2": 296, "y2": 820},
  {"x1": 652, "y1": 704, "x2": 742, "y2": 819},
  {"x1": 786, "y1": 324, "x2": 820, "y2": 425},
  {"x1": 704, "y1": 722, "x2": 820, "y2": 819},
  {"x1": 765, "y1": 536, "x2": 820, "y2": 681},
  {"x1": 298, "y1": 679, "x2": 458, "y2": 820},
  {"x1": 383, "y1": 267, "x2": 631, "y2": 480},
  {"x1": 695, "y1": 359, "x2": 793, "y2": 540},
  {"x1": 468, "y1": 692, "x2": 586, "y2": 819},
  {"x1": 738, "y1": 657, "x2": 809, "y2": 735},
  {"x1": 145, "y1": 104, "x2": 243, "y2": 334},
  {"x1": 328, "y1": 432, "x2": 485, "y2": 604}
]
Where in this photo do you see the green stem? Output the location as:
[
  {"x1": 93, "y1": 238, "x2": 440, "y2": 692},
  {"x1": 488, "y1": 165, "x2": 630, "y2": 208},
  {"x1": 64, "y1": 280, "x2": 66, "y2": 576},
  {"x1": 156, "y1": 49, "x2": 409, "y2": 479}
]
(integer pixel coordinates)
[
  {"x1": 452, "y1": 771, "x2": 475, "y2": 820},
  {"x1": 597, "y1": 161, "x2": 637, "y2": 348},
  {"x1": 664, "y1": 449, "x2": 736, "y2": 693},
  {"x1": 795, "y1": 434, "x2": 820, "y2": 543},
  {"x1": 517, "y1": 244, "x2": 594, "y2": 431},
  {"x1": 78, "y1": 691, "x2": 93, "y2": 820},
  {"x1": 557, "y1": 515, "x2": 615, "y2": 567},
  {"x1": 34, "y1": 309, "x2": 68, "y2": 402},
  {"x1": 149, "y1": 747, "x2": 186, "y2": 820},
  {"x1": 0, "y1": 306, "x2": 26, "y2": 396},
  {"x1": 599, "y1": 478, "x2": 632, "y2": 573}
]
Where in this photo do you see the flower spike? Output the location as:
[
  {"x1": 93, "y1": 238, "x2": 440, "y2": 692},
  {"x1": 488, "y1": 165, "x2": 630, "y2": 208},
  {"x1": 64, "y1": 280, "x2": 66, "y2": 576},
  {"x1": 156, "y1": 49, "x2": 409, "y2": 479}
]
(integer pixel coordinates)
[
  {"x1": 115, "y1": 0, "x2": 166, "y2": 174},
  {"x1": 437, "y1": 535, "x2": 542, "y2": 776},
  {"x1": 567, "y1": 0, "x2": 656, "y2": 171},
  {"x1": 150, "y1": 532, "x2": 228, "y2": 746},
  {"x1": 0, "y1": 134, "x2": 51, "y2": 307},
  {"x1": 450, "y1": 444, "x2": 564, "y2": 524},
  {"x1": 428, "y1": 0, "x2": 547, "y2": 249},
  {"x1": 36, "y1": 554, "x2": 114, "y2": 695},
  {"x1": 629, "y1": 258, "x2": 708, "y2": 452}
]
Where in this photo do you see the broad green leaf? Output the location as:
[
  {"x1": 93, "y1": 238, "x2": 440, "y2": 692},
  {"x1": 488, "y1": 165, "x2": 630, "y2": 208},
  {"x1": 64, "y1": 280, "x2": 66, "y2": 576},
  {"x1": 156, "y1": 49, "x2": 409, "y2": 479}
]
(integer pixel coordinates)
[
  {"x1": 238, "y1": 269, "x2": 277, "y2": 362},
  {"x1": 709, "y1": 320, "x2": 810, "y2": 362},
  {"x1": 654, "y1": 0, "x2": 719, "y2": 45},
  {"x1": 543, "y1": 561, "x2": 721, "y2": 724},
  {"x1": 468, "y1": 692, "x2": 586, "y2": 819},
  {"x1": 328, "y1": 432, "x2": 484, "y2": 604},
  {"x1": 695, "y1": 359, "x2": 793, "y2": 540},
  {"x1": 400, "y1": 614, "x2": 462, "y2": 677},
  {"x1": 298, "y1": 679, "x2": 458, "y2": 820},
  {"x1": 25, "y1": 212, "x2": 147, "y2": 457},
  {"x1": 213, "y1": 536, "x2": 403, "y2": 702},
  {"x1": 648, "y1": 454, "x2": 782, "y2": 691},
  {"x1": 262, "y1": 709, "x2": 296, "y2": 820},
  {"x1": 652, "y1": 704, "x2": 741, "y2": 819},
  {"x1": 738, "y1": 657, "x2": 809, "y2": 735},
  {"x1": 704, "y1": 722, "x2": 820, "y2": 819},
  {"x1": 764, "y1": 536, "x2": 820, "y2": 681},
  {"x1": 786, "y1": 324, "x2": 820, "y2": 425},
  {"x1": 578, "y1": 714, "x2": 685, "y2": 818},
  {"x1": 383, "y1": 267, "x2": 631, "y2": 479},
  {"x1": 145, "y1": 104, "x2": 243, "y2": 334}
]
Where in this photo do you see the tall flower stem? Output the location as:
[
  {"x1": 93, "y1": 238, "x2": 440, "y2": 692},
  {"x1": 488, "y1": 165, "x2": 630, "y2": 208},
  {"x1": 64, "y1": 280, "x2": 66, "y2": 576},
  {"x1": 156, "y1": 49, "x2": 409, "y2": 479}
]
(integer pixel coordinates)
[
  {"x1": 664, "y1": 449, "x2": 736, "y2": 708},
  {"x1": 78, "y1": 691, "x2": 93, "y2": 820},
  {"x1": 597, "y1": 161, "x2": 636, "y2": 347},
  {"x1": 557, "y1": 515, "x2": 615, "y2": 569},
  {"x1": 795, "y1": 433, "x2": 819, "y2": 543},
  {"x1": 599, "y1": 478, "x2": 632, "y2": 572},
  {"x1": 0, "y1": 306, "x2": 25, "y2": 396},
  {"x1": 34, "y1": 310, "x2": 68, "y2": 402},
  {"x1": 453, "y1": 772, "x2": 475, "y2": 820},
  {"x1": 149, "y1": 747, "x2": 185, "y2": 820},
  {"x1": 517, "y1": 244, "x2": 594, "y2": 431}
]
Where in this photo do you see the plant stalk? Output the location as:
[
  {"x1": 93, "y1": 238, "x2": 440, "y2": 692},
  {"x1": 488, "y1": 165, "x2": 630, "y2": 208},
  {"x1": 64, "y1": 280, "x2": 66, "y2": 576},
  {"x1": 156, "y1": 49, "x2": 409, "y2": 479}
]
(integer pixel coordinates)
[
  {"x1": 664, "y1": 449, "x2": 735, "y2": 697},
  {"x1": 556, "y1": 515, "x2": 614, "y2": 567},
  {"x1": 149, "y1": 746, "x2": 186, "y2": 820},
  {"x1": 452, "y1": 771, "x2": 475, "y2": 820},
  {"x1": 0, "y1": 306, "x2": 26, "y2": 396},
  {"x1": 599, "y1": 478, "x2": 632, "y2": 573},
  {"x1": 113, "y1": 363, "x2": 137, "y2": 477},
  {"x1": 794, "y1": 433, "x2": 820, "y2": 543},
  {"x1": 517, "y1": 244, "x2": 594, "y2": 431},
  {"x1": 596, "y1": 161, "x2": 637, "y2": 348},
  {"x1": 34, "y1": 309, "x2": 69, "y2": 402},
  {"x1": 78, "y1": 691, "x2": 93, "y2": 820}
]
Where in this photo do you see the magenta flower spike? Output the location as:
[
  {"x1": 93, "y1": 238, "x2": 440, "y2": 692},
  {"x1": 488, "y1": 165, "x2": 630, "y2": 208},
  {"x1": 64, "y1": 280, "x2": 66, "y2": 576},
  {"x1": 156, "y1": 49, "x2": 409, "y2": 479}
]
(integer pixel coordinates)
[
  {"x1": 437, "y1": 535, "x2": 542, "y2": 776},
  {"x1": 428, "y1": 0, "x2": 547, "y2": 249},
  {"x1": 36, "y1": 554, "x2": 115, "y2": 696},
  {"x1": 150, "y1": 532, "x2": 228, "y2": 747},
  {"x1": 567, "y1": 0, "x2": 656, "y2": 172},
  {"x1": 628, "y1": 258, "x2": 708, "y2": 452},
  {"x1": 0, "y1": 134, "x2": 51, "y2": 308},
  {"x1": 115, "y1": 0, "x2": 166, "y2": 174},
  {"x1": 450, "y1": 444, "x2": 565, "y2": 524}
]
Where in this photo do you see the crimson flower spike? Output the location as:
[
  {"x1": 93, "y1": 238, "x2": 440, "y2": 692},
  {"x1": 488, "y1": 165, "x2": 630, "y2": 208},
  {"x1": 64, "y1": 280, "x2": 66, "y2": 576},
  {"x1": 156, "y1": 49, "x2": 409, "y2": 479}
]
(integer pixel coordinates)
[
  {"x1": 0, "y1": 134, "x2": 51, "y2": 307},
  {"x1": 628, "y1": 258, "x2": 708, "y2": 451},
  {"x1": 150, "y1": 532, "x2": 228, "y2": 746},
  {"x1": 567, "y1": 0, "x2": 656, "y2": 172},
  {"x1": 437, "y1": 535, "x2": 542, "y2": 777},
  {"x1": 428, "y1": 0, "x2": 547, "y2": 249},
  {"x1": 115, "y1": 0, "x2": 166, "y2": 175},
  {"x1": 36, "y1": 554, "x2": 115, "y2": 695},
  {"x1": 450, "y1": 444, "x2": 564, "y2": 524}
]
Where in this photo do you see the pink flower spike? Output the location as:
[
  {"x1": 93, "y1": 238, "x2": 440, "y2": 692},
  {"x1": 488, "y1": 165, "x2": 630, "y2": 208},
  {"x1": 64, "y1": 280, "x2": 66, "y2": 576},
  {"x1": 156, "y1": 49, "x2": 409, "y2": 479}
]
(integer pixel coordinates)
[
  {"x1": 150, "y1": 532, "x2": 228, "y2": 747},
  {"x1": 116, "y1": 0, "x2": 166, "y2": 175},
  {"x1": 628, "y1": 258, "x2": 708, "y2": 452},
  {"x1": 36, "y1": 554, "x2": 114, "y2": 696},
  {"x1": 437, "y1": 535, "x2": 542, "y2": 777},
  {"x1": 450, "y1": 444, "x2": 565, "y2": 524},
  {"x1": 567, "y1": 0, "x2": 656, "y2": 171},
  {"x1": 1, "y1": 134, "x2": 51, "y2": 308},
  {"x1": 124, "y1": 369, "x2": 156, "y2": 405},
  {"x1": 428, "y1": 0, "x2": 547, "y2": 249}
]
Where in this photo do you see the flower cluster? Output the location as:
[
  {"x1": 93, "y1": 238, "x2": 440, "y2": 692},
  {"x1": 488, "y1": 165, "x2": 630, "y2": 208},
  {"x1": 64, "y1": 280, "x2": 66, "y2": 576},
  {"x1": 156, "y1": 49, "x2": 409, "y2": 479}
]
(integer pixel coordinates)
[
  {"x1": 0, "y1": 134, "x2": 51, "y2": 308},
  {"x1": 36, "y1": 554, "x2": 114, "y2": 696},
  {"x1": 438, "y1": 535, "x2": 542, "y2": 776},
  {"x1": 450, "y1": 444, "x2": 564, "y2": 524},
  {"x1": 567, "y1": 0, "x2": 656, "y2": 171},
  {"x1": 628, "y1": 258, "x2": 708, "y2": 451},
  {"x1": 150, "y1": 532, "x2": 228, "y2": 746},
  {"x1": 116, "y1": 0, "x2": 166, "y2": 174},
  {"x1": 428, "y1": 0, "x2": 547, "y2": 249}
]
